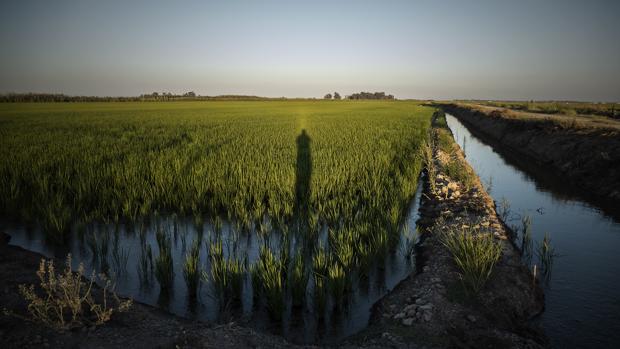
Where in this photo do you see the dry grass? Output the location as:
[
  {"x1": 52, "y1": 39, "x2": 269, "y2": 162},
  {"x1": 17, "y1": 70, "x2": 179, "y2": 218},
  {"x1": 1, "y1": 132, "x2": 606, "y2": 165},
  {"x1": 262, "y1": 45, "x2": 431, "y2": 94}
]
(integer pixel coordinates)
[{"x1": 8, "y1": 254, "x2": 131, "y2": 331}]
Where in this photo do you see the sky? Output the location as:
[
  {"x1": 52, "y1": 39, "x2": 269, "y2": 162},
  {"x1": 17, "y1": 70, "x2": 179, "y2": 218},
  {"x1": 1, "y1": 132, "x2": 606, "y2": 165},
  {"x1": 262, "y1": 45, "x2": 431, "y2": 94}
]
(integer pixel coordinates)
[{"x1": 1, "y1": 0, "x2": 619, "y2": 101}]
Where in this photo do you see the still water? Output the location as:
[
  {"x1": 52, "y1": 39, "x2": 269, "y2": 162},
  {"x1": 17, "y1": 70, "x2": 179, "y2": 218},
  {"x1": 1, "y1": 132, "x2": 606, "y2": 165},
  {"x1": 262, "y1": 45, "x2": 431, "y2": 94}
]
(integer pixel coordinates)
[
  {"x1": 445, "y1": 113, "x2": 620, "y2": 349},
  {"x1": 1, "y1": 179, "x2": 424, "y2": 344}
]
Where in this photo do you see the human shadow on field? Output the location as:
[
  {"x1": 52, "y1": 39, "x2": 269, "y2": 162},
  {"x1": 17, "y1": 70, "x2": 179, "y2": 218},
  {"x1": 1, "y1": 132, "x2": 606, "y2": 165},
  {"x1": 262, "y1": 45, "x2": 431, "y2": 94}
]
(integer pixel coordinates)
[{"x1": 294, "y1": 130, "x2": 312, "y2": 233}]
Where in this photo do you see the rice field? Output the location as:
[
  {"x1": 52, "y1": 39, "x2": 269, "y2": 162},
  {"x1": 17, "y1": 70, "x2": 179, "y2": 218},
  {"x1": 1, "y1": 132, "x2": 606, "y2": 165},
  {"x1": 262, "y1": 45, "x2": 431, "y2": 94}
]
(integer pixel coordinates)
[{"x1": 0, "y1": 100, "x2": 432, "y2": 341}]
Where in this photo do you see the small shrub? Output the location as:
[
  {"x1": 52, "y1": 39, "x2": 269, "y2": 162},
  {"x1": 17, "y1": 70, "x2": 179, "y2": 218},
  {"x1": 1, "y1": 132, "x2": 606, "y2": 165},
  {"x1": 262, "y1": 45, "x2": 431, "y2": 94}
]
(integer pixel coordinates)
[
  {"x1": 441, "y1": 228, "x2": 502, "y2": 295},
  {"x1": 14, "y1": 254, "x2": 131, "y2": 331}
]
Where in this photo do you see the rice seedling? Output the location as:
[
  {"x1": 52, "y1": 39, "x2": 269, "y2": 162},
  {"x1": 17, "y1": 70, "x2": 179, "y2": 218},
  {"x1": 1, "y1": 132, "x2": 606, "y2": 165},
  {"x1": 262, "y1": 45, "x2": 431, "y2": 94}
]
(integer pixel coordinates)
[
  {"x1": 205, "y1": 239, "x2": 225, "y2": 291},
  {"x1": 289, "y1": 253, "x2": 308, "y2": 307},
  {"x1": 440, "y1": 227, "x2": 502, "y2": 295},
  {"x1": 328, "y1": 261, "x2": 347, "y2": 306},
  {"x1": 312, "y1": 246, "x2": 330, "y2": 315},
  {"x1": 183, "y1": 238, "x2": 201, "y2": 297},
  {"x1": 254, "y1": 245, "x2": 285, "y2": 320},
  {"x1": 155, "y1": 229, "x2": 174, "y2": 292},
  {"x1": 204, "y1": 238, "x2": 246, "y2": 301}
]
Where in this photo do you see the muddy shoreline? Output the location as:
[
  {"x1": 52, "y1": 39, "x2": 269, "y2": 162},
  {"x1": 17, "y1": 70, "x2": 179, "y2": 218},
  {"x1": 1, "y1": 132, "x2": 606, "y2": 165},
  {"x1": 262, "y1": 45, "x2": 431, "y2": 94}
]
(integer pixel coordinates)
[{"x1": 438, "y1": 103, "x2": 620, "y2": 219}]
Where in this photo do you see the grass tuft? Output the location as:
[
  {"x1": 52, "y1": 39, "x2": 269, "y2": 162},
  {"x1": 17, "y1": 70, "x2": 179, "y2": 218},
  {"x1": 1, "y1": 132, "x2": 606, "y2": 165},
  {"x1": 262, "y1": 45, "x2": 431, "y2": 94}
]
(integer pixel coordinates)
[{"x1": 441, "y1": 227, "x2": 502, "y2": 295}]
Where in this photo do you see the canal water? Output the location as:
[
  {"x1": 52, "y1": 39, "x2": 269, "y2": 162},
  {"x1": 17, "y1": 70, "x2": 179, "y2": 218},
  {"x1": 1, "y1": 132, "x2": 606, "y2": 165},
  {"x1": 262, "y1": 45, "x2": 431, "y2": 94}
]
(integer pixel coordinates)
[{"x1": 445, "y1": 113, "x2": 620, "y2": 349}]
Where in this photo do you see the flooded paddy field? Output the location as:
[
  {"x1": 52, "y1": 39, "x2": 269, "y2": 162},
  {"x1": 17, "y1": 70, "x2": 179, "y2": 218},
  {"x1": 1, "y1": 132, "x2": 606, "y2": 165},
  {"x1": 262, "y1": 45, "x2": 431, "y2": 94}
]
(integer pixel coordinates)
[{"x1": 0, "y1": 101, "x2": 432, "y2": 344}]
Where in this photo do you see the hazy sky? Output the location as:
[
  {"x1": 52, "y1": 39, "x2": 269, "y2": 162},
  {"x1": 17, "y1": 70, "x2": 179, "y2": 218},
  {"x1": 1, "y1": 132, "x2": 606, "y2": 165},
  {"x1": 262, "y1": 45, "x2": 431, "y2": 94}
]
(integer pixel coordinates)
[{"x1": 1, "y1": 0, "x2": 619, "y2": 101}]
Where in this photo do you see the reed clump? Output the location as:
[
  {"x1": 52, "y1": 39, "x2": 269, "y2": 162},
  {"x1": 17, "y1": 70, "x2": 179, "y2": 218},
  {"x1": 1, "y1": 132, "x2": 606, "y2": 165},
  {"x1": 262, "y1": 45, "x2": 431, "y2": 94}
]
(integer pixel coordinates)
[{"x1": 441, "y1": 227, "x2": 502, "y2": 295}]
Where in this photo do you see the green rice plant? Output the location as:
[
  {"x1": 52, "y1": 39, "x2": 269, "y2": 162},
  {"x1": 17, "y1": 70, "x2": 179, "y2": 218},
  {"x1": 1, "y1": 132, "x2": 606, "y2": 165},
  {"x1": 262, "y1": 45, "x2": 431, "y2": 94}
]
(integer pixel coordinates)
[
  {"x1": 440, "y1": 227, "x2": 502, "y2": 295},
  {"x1": 254, "y1": 245, "x2": 285, "y2": 320},
  {"x1": 155, "y1": 229, "x2": 174, "y2": 292},
  {"x1": 183, "y1": 238, "x2": 201, "y2": 297},
  {"x1": 312, "y1": 246, "x2": 330, "y2": 315},
  {"x1": 290, "y1": 253, "x2": 308, "y2": 307},
  {"x1": 204, "y1": 238, "x2": 245, "y2": 301},
  {"x1": 227, "y1": 258, "x2": 246, "y2": 301},
  {"x1": 329, "y1": 226, "x2": 356, "y2": 269},
  {"x1": 205, "y1": 239, "x2": 225, "y2": 290},
  {"x1": 328, "y1": 261, "x2": 347, "y2": 306}
]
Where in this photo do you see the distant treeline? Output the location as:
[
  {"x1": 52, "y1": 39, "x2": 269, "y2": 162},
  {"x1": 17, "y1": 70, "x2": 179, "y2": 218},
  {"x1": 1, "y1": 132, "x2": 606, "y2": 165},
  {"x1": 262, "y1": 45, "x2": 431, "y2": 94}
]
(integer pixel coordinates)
[
  {"x1": 346, "y1": 92, "x2": 395, "y2": 100},
  {"x1": 0, "y1": 93, "x2": 143, "y2": 102},
  {"x1": 0, "y1": 92, "x2": 296, "y2": 103},
  {"x1": 0, "y1": 91, "x2": 397, "y2": 102}
]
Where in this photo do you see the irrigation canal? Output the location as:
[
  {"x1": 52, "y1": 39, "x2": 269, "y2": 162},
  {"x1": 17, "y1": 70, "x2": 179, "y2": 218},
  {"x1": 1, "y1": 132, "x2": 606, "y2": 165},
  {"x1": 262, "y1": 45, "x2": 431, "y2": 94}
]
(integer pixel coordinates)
[{"x1": 445, "y1": 113, "x2": 620, "y2": 349}]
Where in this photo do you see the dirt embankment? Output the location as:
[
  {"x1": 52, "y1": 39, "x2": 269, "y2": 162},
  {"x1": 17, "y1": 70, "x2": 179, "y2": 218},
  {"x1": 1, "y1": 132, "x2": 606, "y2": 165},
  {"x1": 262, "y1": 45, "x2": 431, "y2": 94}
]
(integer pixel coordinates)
[
  {"x1": 345, "y1": 113, "x2": 547, "y2": 348},
  {"x1": 439, "y1": 103, "x2": 620, "y2": 207}
]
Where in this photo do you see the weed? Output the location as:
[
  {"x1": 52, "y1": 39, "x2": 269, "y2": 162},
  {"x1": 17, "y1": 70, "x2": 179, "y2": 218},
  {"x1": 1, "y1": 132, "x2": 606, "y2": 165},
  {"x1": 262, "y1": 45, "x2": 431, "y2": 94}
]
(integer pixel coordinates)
[
  {"x1": 537, "y1": 233, "x2": 556, "y2": 279},
  {"x1": 441, "y1": 227, "x2": 502, "y2": 295},
  {"x1": 12, "y1": 254, "x2": 131, "y2": 330}
]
